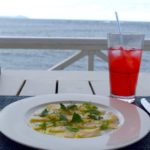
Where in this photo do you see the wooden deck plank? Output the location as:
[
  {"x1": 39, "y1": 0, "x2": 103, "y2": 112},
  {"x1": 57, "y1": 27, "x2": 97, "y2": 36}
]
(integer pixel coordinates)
[
  {"x1": 19, "y1": 79, "x2": 56, "y2": 96},
  {"x1": 90, "y1": 71, "x2": 109, "y2": 96},
  {"x1": 2, "y1": 70, "x2": 102, "y2": 80},
  {"x1": 0, "y1": 70, "x2": 149, "y2": 96},
  {"x1": 90, "y1": 80, "x2": 110, "y2": 96},
  {"x1": 136, "y1": 73, "x2": 150, "y2": 96},
  {"x1": 0, "y1": 76, "x2": 24, "y2": 95},
  {"x1": 58, "y1": 80, "x2": 93, "y2": 94}
]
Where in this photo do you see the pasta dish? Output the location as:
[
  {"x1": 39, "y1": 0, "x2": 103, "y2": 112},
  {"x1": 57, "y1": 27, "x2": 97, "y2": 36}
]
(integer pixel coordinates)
[{"x1": 29, "y1": 102, "x2": 119, "y2": 138}]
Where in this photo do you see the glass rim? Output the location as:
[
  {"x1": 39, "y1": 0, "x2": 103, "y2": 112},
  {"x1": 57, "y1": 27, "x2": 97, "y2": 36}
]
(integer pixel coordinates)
[
  {"x1": 107, "y1": 32, "x2": 145, "y2": 37},
  {"x1": 107, "y1": 32, "x2": 145, "y2": 49}
]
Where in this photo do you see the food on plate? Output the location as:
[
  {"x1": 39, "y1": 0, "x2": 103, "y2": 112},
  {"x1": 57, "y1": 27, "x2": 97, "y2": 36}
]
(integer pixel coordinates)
[{"x1": 29, "y1": 102, "x2": 119, "y2": 138}]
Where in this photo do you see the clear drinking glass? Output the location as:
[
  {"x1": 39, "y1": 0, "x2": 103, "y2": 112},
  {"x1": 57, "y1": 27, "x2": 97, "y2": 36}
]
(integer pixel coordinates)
[{"x1": 108, "y1": 33, "x2": 145, "y2": 103}]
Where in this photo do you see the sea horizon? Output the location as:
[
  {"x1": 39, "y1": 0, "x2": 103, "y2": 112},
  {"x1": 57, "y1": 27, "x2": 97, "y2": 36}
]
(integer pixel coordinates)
[{"x1": 1, "y1": 16, "x2": 150, "y2": 23}]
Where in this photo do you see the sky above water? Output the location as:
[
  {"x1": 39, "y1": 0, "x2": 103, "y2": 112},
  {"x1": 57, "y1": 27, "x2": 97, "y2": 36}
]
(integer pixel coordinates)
[{"x1": 0, "y1": 0, "x2": 149, "y2": 21}]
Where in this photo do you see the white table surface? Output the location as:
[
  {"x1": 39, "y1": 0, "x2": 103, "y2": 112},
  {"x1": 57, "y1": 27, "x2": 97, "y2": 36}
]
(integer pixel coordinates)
[{"x1": 0, "y1": 70, "x2": 149, "y2": 96}]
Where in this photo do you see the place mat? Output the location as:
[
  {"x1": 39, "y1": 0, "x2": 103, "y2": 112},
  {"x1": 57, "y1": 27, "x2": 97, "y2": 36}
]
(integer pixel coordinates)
[{"x1": 0, "y1": 96, "x2": 150, "y2": 150}]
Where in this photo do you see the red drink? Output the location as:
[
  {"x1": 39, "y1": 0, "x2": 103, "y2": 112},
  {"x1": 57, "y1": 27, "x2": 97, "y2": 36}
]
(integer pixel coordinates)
[{"x1": 108, "y1": 47, "x2": 142, "y2": 97}]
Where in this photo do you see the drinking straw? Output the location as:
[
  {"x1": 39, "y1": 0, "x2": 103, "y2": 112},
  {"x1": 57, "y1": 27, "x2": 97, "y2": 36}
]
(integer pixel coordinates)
[
  {"x1": 115, "y1": 11, "x2": 122, "y2": 35},
  {"x1": 115, "y1": 11, "x2": 123, "y2": 44}
]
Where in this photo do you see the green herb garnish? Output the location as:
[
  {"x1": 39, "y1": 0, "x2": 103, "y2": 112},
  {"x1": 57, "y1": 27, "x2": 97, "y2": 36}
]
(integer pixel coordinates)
[
  {"x1": 67, "y1": 104, "x2": 77, "y2": 110},
  {"x1": 60, "y1": 103, "x2": 67, "y2": 110},
  {"x1": 101, "y1": 120, "x2": 109, "y2": 130},
  {"x1": 86, "y1": 109, "x2": 100, "y2": 115},
  {"x1": 59, "y1": 114, "x2": 68, "y2": 121},
  {"x1": 83, "y1": 102, "x2": 97, "y2": 110},
  {"x1": 40, "y1": 108, "x2": 49, "y2": 117},
  {"x1": 88, "y1": 114, "x2": 102, "y2": 120},
  {"x1": 66, "y1": 126, "x2": 79, "y2": 132},
  {"x1": 60, "y1": 103, "x2": 77, "y2": 111},
  {"x1": 39, "y1": 122, "x2": 47, "y2": 129},
  {"x1": 71, "y1": 112, "x2": 82, "y2": 123}
]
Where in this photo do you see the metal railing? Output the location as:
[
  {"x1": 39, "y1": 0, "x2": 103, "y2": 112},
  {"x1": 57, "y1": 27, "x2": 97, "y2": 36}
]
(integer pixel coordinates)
[{"x1": 0, "y1": 36, "x2": 149, "y2": 71}]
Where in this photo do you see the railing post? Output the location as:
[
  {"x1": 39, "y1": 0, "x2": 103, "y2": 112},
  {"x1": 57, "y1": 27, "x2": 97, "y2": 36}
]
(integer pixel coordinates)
[{"x1": 87, "y1": 50, "x2": 95, "y2": 71}]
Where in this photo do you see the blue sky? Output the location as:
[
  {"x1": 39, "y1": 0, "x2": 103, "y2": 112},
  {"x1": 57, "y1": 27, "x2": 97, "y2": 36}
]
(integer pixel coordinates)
[{"x1": 0, "y1": 0, "x2": 149, "y2": 21}]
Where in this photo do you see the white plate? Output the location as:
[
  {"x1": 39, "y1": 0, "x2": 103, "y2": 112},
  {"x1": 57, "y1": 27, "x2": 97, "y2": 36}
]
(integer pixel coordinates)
[{"x1": 0, "y1": 94, "x2": 150, "y2": 150}]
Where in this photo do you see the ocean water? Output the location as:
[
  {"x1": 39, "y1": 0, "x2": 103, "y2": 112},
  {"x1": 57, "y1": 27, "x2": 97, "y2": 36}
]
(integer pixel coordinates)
[{"x1": 0, "y1": 18, "x2": 150, "y2": 71}]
